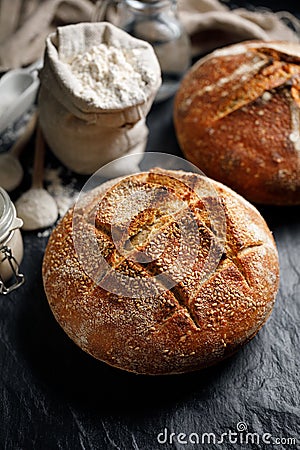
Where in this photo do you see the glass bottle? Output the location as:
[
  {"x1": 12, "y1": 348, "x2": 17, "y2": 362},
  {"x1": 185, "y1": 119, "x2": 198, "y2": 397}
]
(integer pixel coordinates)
[
  {"x1": 119, "y1": 0, "x2": 191, "y2": 102},
  {"x1": 0, "y1": 187, "x2": 24, "y2": 294}
]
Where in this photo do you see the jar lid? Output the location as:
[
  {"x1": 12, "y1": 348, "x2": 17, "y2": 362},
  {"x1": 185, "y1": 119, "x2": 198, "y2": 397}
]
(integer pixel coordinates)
[
  {"x1": 0, "y1": 187, "x2": 15, "y2": 242},
  {"x1": 125, "y1": 0, "x2": 172, "y2": 10}
]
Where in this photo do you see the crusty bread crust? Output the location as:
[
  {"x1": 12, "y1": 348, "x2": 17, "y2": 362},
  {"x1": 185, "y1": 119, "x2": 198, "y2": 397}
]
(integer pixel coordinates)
[
  {"x1": 174, "y1": 40, "x2": 300, "y2": 205},
  {"x1": 42, "y1": 169, "x2": 279, "y2": 374}
]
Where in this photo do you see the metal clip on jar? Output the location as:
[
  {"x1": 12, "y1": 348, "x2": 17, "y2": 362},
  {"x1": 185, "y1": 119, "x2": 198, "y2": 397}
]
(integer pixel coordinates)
[
  {"x1": 0, "y1": 187, "x2": 24, "y2": 294},
  {"x1": 120, "y1": 0, "x2": 191, "y2": 102}
]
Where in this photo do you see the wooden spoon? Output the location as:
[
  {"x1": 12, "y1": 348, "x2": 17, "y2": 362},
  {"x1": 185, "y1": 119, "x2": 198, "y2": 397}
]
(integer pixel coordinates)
[{"x1": 15, "y1": 124, "x2": 58, "y2": 231}]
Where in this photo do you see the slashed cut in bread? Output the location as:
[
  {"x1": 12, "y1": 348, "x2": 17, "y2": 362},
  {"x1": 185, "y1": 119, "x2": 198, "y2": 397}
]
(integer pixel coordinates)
[
  {"x1": 174, "y1": 41, "x2": 300, "y2": 205},
  {"x1": 42, "y1": 169, "x2": 279, "y2": 375}
]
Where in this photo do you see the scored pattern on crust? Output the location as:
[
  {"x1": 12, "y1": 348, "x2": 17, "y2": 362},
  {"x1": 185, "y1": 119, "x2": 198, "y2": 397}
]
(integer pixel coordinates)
[
  {"x1": 72, "y1": 170, "x2": 271, "y2": 325},
  {"x1": 177, "y1": 46, "x2": 300, "y2": 126}
]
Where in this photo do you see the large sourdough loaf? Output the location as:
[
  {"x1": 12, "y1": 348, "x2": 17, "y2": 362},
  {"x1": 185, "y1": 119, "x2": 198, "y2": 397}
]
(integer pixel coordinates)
[
  {"x1": 42, "y1": 169, "x2": 279, "y2": 374},
  {"x1": 174, "y1": 41, "x2": 300, "y2": 205}
]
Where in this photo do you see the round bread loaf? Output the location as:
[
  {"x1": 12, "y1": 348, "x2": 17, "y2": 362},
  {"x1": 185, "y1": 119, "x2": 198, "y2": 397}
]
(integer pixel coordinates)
[
  {"x1": 42, "y1": 168, "x2": 279, "y2": 375},
  {"x1": 174, "y1": 40, "x2": 300, "y2": 205}
]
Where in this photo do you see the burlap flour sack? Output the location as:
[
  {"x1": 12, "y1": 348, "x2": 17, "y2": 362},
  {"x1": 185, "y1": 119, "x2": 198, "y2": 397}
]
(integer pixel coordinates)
[{"x1": 38, "y1": 22, "x2": 161, "y2": 174}]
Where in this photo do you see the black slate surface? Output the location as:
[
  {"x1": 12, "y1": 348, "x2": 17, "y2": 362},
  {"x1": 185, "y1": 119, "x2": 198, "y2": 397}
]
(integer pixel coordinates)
[{"x1": 1, "y1": 3, "x2": 300, "y2": 450}]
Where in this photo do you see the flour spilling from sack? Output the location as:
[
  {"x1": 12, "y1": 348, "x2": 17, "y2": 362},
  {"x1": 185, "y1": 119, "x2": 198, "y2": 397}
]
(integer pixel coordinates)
[{"x1": 67, "y1": 44, "x2": 157, "y2": 109}]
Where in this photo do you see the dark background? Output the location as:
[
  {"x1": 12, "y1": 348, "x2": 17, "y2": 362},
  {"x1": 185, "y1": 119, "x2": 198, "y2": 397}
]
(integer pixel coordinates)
[
  {"x1": 0, "y1": 1, "x2": 299, "y2": 449},
  {"x1": 229, "y1": 0, "x2": 297, "y2": 11}
]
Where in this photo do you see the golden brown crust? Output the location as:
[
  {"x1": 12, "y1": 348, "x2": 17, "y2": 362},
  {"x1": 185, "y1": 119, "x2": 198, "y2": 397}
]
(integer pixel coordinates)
[
  {"x1": 174, "y1": 40, "x2": 300, "y2": 205},
  {"x1": 42, "y1": 169, "x2": 279, "y2": 374}
]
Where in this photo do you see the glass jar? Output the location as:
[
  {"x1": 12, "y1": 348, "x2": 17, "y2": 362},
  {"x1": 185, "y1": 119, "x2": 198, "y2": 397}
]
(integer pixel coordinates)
[
  {"x1": 0, "y1": 187, "x2": 24, "y2": 294},
  {"x1": 119, "y1": 0, "x2": 191, "y2": 102}
]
